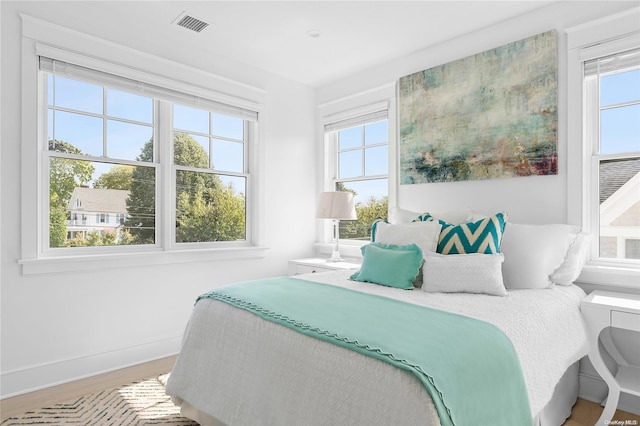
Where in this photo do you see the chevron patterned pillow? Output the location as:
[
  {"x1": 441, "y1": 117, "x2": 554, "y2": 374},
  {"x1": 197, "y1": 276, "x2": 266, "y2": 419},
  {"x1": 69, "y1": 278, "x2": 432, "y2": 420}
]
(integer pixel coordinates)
[{"x1": 416, "y1": 212, "x2": 508, "y2": 254}]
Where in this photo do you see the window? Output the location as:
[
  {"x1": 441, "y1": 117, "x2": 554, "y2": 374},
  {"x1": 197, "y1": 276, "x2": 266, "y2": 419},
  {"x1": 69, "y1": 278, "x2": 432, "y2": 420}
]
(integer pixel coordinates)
[
  {"x1": 42, "y1": 57, "x2": 255, "y2": 253},
  {"x1": 325, "y1": 110, "x2": 389, "y2": 241},
  {"x1": 583, "y1": 47, "x2": 640, "y2": 266}
]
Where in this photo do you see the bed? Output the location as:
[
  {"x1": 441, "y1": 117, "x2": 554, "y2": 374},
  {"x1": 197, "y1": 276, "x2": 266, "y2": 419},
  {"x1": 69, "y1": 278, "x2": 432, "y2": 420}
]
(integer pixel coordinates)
[{"x1": 166, "y1": 211, "x2": 591, "y2": 426}]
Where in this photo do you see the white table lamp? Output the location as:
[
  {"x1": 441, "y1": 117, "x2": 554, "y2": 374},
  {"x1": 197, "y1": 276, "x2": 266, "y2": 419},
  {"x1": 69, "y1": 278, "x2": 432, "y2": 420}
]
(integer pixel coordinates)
[{"x1": 316, "y1": 191, "x2": 357, "y2": 262}]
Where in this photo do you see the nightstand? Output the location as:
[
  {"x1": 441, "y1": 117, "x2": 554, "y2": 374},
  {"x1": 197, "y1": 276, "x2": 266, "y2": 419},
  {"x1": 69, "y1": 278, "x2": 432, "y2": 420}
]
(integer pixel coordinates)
[
  {"x1": 581, "y1": 290, "x2": 640, "y2": 426},
  {"x1": 288, "y1": 258, "x2": 361, "y2": 276}
]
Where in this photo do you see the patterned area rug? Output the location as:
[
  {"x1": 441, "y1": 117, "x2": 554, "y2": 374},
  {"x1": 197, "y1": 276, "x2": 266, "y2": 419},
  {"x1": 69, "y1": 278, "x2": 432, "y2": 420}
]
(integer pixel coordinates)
[{"x1": 1, "y1": 374, "x2": 198, "y2": 425}]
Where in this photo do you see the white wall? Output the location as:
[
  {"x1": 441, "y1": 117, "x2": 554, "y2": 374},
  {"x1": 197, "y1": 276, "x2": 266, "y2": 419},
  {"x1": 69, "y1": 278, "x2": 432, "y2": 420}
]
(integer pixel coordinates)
[
  {"x1": 0, "y1": 2, "x2": 317, "y2": 397},
  {"x1": 315, "y1": 0, "x2": 640, "y2": 414},
  {"x1": 317, "y1": 1, "x2": 636, "y2": 225}
]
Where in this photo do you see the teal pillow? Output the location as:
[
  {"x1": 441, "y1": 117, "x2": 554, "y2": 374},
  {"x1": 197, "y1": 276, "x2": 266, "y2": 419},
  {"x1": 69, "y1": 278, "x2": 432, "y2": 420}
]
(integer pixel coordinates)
[
  {"x1": 350, "y1": 242, "x2": 422, "y2": 290},
  {"x1": 419, "y1": 212, "x2": 507, "y2": 254}
]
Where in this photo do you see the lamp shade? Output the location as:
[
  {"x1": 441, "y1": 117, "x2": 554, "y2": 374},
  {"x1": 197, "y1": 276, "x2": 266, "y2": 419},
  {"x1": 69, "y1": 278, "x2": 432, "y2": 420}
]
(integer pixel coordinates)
[{"x1": 316, "y1": 191, "x2": 357, "y2": 220}]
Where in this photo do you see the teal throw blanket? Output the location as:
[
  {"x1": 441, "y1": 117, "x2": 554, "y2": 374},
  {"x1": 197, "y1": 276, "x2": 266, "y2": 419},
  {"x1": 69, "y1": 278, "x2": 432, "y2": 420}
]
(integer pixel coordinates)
[{"x1": 198, "y1": 277, "x2": 532, "y2": 426}]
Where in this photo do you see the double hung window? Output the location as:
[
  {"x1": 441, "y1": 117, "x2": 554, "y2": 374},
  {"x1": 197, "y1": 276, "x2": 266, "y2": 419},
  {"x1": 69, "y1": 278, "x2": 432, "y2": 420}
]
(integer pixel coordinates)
[
  {"x1": 583, "y1": 47, "x2": 640, "y2": 264},
  {"x1": 42, "y1": 57, "x2": 256, "y2": 253},
  {"x1": 325, "y1": 109, "x2": 389, "y2": 241}
]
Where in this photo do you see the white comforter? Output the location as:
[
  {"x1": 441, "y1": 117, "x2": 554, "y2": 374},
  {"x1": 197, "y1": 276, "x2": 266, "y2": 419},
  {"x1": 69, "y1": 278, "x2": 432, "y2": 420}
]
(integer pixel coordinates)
[{"x1": 167, "y1": 270, "x2": 589, "y2": 426}]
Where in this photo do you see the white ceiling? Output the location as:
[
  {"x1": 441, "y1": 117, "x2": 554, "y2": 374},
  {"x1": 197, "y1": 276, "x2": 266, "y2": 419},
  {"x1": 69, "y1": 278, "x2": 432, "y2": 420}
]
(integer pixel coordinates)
[{"x1": 17, "y1": 1, "x2": 557, "y2": 87}]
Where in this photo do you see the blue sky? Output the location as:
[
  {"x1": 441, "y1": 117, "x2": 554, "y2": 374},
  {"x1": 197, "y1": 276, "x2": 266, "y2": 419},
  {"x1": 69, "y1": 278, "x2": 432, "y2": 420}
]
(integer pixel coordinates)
[
  {"x1": 600, "y1": 68, "x2": 640, "y2": 155},
  {"x1": 48, "y1": 75, "x2": 246, "y2": 189},
  {"x1": 337, "y1": 120, "x2": 389, "y2": 205}
]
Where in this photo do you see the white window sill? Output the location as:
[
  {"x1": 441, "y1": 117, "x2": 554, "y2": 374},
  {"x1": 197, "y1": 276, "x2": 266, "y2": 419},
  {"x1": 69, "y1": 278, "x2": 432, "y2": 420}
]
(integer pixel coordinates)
[
  {"x1": 19, "y1": 246, "x2": 270, "y2": 276},
  {"x1": 577, "y1": 264, "x2": 640, "y2": 290},
  {"x1": 314, "y1": 241, "x2": 365, "y2": 262}
]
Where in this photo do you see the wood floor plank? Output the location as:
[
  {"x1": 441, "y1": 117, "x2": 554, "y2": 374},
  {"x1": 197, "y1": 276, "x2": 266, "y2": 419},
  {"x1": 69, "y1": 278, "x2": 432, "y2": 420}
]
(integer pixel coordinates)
[
  {"x1": 3, "y1": 360, "x2": 640, "y2": 426},
  {"x1": 563, "y1": 398, "x2": 640, "y2": 426},
  {"x1": 0, "y1": 355, "x2": 177, "y2": 421}
]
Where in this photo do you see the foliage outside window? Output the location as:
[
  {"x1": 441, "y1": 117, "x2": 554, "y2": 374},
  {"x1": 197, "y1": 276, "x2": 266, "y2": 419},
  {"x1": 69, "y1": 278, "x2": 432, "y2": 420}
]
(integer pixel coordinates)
[
  {"x1": 584, "y1": 47, "x2": 640, "y2": 264},
  {"x1": 328, "y1": 116, "x2": 389, "y2": 241},
  {"x1": 44, "y1": 61, "x2": 252, "y2": 251}
]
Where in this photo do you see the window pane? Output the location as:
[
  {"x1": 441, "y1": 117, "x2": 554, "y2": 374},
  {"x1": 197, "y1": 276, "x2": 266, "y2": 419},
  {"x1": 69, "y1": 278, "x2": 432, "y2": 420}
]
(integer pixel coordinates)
[
  {"x1": 365, "y1": 121, "x2": 388, "y2": 145},
  {"x1": 600, "y1": 104, "x2": 640, "y2": 154},
  {"x1": 626, "y1": 239, "x2": 640, "y2": 259},
  {"x1": 365, "y1": 145, "x2": 388, "y2": 176},
  {"x1": 49, "y1": 159, "x2": 155, "y2": 248},
  {"x1": 339, "y1": 150, "x2": 362, "y2": 179},
  {"x1": 107, "y1": 120, "x2": 153, "y2": 161},
  {"x1": 338, "y1": 127, "x2": 362, "y2": 150},
  {"x1": 336, "y1": 179, "x2": 388, "y2": 241},
  {"x1": 107, "y1": 89, "x2": 153, "y2": 123},
  {"x1": 173, "y1": 104, "x2": 209, "y2": 134},
  {"x1": 601, "y1": 68, "x2": 640, "y2": 107},
  {"x1": 174, "y1": 133, "x2": 210, "y2": 168},
  {"x1": 49, "y1": 75, "x2": 103, "y2": 114},
  {"x1": 50, "y1": 110, "x2": 103, "y2": 156},
  {"x1": 213, "y1": 113, "x2": 243, "y2": 140},
  {"x1": 599, "y1": 157, "x2": 640, "y2": 259},
  {"x1": 175, "y1": 170, "x2": 246, "y2": 243},
  {"x1": 212, "y1": 139, "x2": 243, "y2": 173}
]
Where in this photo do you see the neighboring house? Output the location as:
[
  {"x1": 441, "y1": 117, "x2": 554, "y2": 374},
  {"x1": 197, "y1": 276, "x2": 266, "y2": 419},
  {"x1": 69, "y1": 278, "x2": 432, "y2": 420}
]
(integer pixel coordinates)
[
  {"x1": 600, "y1": 159, "x2": 640, "y2": 259},
  {"x1": 66, "y1": 187, "x2": 130, "y2": 240}
]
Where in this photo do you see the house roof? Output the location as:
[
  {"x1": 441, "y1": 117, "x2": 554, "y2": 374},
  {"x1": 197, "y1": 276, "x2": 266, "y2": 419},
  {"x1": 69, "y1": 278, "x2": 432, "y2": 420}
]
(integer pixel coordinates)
[
  {"x1": 67, "y1": 187, "x2": 130, "y2": 213},
  {"x1": 600, "y1": 158, "x2": 640, "y2": 204}
]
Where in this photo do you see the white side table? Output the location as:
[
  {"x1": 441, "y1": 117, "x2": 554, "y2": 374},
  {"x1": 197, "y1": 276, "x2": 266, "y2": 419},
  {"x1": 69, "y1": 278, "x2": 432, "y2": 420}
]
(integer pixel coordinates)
[
  {"x1": 581, "y1": 290, "x2": 640, "y2": 426},
  {"x1": 288, "y1": 258, "x2": 361, "y2": 276}
]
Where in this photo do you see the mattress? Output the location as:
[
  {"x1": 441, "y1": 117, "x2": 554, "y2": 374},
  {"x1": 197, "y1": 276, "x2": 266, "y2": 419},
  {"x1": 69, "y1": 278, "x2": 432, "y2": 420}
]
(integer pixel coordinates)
[{"x1": 166, "y1": 270, "x2": 589, "y2": 425}]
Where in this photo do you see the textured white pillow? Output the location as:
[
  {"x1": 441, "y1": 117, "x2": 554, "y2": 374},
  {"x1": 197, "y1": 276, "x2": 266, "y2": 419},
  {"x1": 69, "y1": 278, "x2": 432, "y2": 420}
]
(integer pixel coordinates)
[
  {"x1": 501, "y1": 223, "x2": 574, "y2": 289},
  {"x1": 421, "y1": 252, "x2": 507, "y2": 296},
  {"x1": 550, "y1": 231, "x2": 592, "y2": 285},
  {"x1": 388, "y1": 206, "x2": 474, "y2": 225},
  {"x1": 374, "y1": 221, "x2": 442, "y2": 255}
]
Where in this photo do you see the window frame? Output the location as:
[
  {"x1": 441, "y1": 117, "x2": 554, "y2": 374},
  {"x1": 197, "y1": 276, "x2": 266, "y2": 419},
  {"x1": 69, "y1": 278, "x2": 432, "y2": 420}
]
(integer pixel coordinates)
[
  {"x1": 584, "y1": 50, "x2": 640, "y2": 266},
  {"x1": 318, "y1": 89, "x2": 397, "y2": 256},
  {"x1": 19, "y1": 17, "x2": 267, "y2": 275},
  {"x1": 567, "y1": 9, "x2": 640, "y2": 288},
  {"x1": 41, "y1": 60, "x2": 256, "y2": 254},
  {"x1": 328, "y1": 114, "x2": 389, "y2": 243}
]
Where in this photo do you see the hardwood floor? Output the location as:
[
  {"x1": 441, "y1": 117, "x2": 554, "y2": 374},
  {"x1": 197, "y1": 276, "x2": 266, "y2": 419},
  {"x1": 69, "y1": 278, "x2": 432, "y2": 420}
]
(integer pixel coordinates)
[
  {"x1": 563, "y1": 398, "x2": 640, "y2": 426},
  {"x1": 2, "y1": 358, "x2": 639, "y2": 425},
  {"x1": 0, "y1": 355, "x2": 178, "y2": 421}
]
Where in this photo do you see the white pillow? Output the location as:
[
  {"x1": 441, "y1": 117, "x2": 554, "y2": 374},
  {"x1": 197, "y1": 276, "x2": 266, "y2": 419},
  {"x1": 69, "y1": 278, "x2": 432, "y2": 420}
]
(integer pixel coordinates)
[
  {"x1": 374, "y1": 220, "x2": 442, "y2": 255},
  {"x1": 389, "y1": 206, "x2": 474, "y2": 225},
  {"x1": 550, "y1": 231, "x2": 592, "y2": 285},
  {"x1": 421, "y1": 252, "x2": 507, "y2": 296},
  {"x1": 501, "y1": 223, "x2": 574, "y2": 289}
]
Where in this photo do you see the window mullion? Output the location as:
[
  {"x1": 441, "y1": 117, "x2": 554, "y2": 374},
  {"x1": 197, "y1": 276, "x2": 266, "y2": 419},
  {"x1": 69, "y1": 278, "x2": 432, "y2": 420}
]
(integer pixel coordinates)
[
  {"x1": 103, "y1": 86, "x2": 108, "y2": 157},
  {"x1": 157, "y1": 100, "x2": 173, "y2": 250},
  {"x1": 360, "y1": 126, "x2": 366, "y2": 177}
]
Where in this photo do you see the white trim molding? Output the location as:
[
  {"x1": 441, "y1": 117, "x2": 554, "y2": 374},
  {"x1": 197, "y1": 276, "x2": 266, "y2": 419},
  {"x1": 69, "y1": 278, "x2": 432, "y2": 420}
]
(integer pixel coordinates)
[
  {"x1": 0, "y1": 335, "x2": 182, "y2": 399},
  {"x1": 19, "y1": 14, "x2": 269, "y2": 275}
]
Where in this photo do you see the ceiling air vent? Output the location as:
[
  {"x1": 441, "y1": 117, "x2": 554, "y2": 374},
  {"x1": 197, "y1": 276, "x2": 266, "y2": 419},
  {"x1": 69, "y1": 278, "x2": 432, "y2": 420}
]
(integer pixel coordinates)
[{"x1": 174, "y1": 12, "x2": 210, "y2": 33}]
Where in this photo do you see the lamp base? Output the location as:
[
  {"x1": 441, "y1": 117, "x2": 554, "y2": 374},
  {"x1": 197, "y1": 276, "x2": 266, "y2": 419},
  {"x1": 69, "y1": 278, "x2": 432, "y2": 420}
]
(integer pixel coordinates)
[{"x1": 328, "y1": 250, "x2": 344, "y2": 262}]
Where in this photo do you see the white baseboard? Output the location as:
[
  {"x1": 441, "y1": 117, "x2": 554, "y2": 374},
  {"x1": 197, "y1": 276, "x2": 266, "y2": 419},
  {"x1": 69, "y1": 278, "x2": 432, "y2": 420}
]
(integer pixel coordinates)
[
  {"x1": 0, "y1": 336, "x2": 182, "y2": 399},
  {"x1": 579, "y1": 371, "x2": 640, "y2": 416}
]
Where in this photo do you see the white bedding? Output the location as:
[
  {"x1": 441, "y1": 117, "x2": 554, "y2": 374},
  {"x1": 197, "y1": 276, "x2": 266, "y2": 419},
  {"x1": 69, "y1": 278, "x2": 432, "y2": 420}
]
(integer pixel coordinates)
[{"x1": 167, "y1": 270, "x2": 589, "y2": 425}]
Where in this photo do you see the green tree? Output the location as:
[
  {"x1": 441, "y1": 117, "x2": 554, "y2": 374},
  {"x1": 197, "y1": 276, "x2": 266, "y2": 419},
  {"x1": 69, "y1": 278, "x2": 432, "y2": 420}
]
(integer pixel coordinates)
[
  {"x1": 49, "y1": 192, "x2": 68, "y2": 247},
  {"x1": 94, "y1": 165, "x2": 133, "y2": 190},
  {"x1": 48, "y1": 139, "x2": 95, "y2": 247},
  {"x1": 126, "y1": 133, "x2": 247, "y2": 244},
  {"x1": 49, "y1": 140, "x2": 94, "y2": 203},
  {"x1": 335, "y1": 183, "x2": 388, "y2": 241},
  {"x1": 125, "y1": 139, "x2": 156, "y2": 244}
]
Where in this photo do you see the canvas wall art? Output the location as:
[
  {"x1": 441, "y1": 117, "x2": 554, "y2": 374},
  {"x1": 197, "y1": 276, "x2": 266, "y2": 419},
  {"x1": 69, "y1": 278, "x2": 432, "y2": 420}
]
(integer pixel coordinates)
[{"x1": 399, "y1": 30, "x2": 558, "y2": 184}]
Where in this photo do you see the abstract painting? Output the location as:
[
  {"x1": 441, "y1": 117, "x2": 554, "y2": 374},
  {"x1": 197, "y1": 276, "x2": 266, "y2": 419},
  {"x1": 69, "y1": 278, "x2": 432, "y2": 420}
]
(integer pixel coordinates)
[{"x1": 399, "y1": 30, "x2": 558, "y2": 184}]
